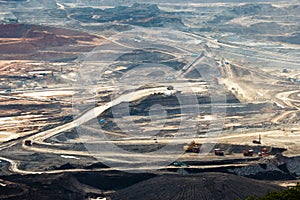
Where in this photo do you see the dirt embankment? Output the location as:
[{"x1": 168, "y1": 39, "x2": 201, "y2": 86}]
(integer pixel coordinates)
[{"x1": 0, "y1": 171, "x2": 155, "y2": 200}]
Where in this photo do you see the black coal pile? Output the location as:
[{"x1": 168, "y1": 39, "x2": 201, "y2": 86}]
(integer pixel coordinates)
[
  {"x1": 110, "y1": 172, "x2": 283, "y2": 200},
  {"x1": 0, "y1": 173, "x2": 92, "y2": 200}
]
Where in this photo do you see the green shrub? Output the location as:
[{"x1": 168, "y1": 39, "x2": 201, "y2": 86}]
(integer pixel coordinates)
[{"x1": 246, "y1": 183, "x2": 300, "y2": 200}]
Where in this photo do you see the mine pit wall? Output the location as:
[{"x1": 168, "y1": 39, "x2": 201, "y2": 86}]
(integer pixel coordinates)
[
  {"x1": 0, "y1": 102, "x2": 60, "y2": 111},
  {"x1": 98, "y1": 91, "x2": 275, "y2": 137},
  {"x1": 101, "y1": 91, "x2": 240, "y2": 118}
]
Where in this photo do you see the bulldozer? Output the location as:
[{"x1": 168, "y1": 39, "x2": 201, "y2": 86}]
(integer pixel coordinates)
[{"x1": 183, "y1": 141, "x2": 200, "y2": 153}]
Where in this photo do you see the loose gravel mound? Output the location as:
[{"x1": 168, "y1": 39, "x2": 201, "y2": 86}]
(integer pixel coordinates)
[{"x1": 111, "y1": 172, "x2": 283, "y2": 200}]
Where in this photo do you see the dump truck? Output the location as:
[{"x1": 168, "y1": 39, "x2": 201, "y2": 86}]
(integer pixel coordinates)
[
  {"x1": 214, "y1": 149, "x2": 224, "y2": 156},
  {"x1": 258, "y1": 147, "x2": 269, "y2": 157},
  {"x1": 183, "y1": 141, "x2": 200, "y2": 153},
  {"x1": 24, "y1": 140, "x2": 32, "y2": 146},
  {"x1": 243, "y1": 149, "x2": 254, "y2": 156}
]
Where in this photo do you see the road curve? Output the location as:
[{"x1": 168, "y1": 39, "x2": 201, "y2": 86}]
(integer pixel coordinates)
[
  {"x1": 276, "y1": 90, "x2": 300, "y2": 110},
  {"x1": 25, "y1": 87, "x2": 170, "y2": 144}
]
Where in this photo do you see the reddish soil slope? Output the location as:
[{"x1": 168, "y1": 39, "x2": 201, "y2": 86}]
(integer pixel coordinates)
[{"x1": 0, "y1": 24, "x2": 104, "y2": 61}]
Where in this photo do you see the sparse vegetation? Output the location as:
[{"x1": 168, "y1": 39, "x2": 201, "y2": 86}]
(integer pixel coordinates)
[{"x1": 246, "y1": 183, "x2": 300, "y2": 200}]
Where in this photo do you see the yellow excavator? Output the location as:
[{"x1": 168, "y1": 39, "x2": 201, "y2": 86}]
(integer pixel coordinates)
[{"x1": 183, "y1": 140, "x2": 200, "y2": 153}]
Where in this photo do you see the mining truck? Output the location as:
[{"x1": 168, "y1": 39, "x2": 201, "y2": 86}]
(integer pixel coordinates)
[{"x1": 183, "y1": 141, "x2": 200, "y2": 153}]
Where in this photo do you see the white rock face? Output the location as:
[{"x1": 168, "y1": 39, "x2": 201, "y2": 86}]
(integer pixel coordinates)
[
  {"x1": 286, "y1": 158, "x2": 300, "y2": 176},
  {"x1": 229, "y1": 155, "x2": 300, "y2": 177},
  {"x1": 229, "y1": 163, "x2": 281, "y2": 176}
]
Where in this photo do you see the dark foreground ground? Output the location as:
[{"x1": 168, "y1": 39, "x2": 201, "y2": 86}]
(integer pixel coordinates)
[{"x1": 0, "y1": 171, "x2": 284, "y2": 200}]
